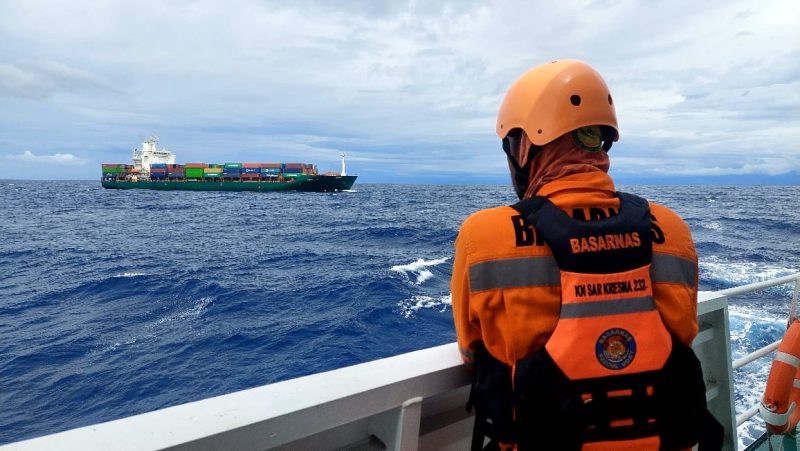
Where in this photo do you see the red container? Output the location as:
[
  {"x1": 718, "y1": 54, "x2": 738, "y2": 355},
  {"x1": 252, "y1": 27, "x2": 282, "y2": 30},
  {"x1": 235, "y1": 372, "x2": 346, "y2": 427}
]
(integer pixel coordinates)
[
  {"x1": 241, "y1": 163, "x2": 261, "y2": 168},
  {"x1": 240, "y1": 172, "x2": 261, "y2": 179},
  {"x1": 261, "y1": 163, "x2": 281, "y2": 168},
  {"x1": 284, "y1": 163, "x2": 304, "y2": 168},
  {"x1": 102, "y1": 163, "x2": 123, "y2": 168},
  {"x1": 185, "y1": 163, "x2": 209, "y2": 168}
]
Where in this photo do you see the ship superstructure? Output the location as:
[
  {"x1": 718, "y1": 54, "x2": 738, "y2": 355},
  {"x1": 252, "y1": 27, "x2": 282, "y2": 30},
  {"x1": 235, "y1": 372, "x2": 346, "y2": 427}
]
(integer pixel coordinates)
[{"x1": 131, "y1": 137, "x2": 176, "y2": 174}]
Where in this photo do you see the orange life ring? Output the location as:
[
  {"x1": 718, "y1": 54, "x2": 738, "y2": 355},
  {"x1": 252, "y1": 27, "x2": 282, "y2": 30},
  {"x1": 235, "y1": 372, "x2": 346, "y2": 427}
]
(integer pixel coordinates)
[{"x1": 761, "y1": 320, "x2": 800, "y2": 434}]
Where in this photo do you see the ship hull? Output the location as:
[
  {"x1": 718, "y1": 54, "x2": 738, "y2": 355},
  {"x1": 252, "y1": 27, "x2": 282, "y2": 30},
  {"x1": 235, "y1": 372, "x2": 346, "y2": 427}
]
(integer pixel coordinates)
[{"x1": 101, "y1": 175, "x2": 357, "y2": 192}]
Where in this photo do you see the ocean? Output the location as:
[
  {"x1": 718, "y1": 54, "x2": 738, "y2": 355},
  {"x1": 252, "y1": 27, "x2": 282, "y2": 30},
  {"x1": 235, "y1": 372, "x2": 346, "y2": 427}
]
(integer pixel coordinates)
[{"x1": 1, "y1": 181, "x2": 798, "y2": 448}]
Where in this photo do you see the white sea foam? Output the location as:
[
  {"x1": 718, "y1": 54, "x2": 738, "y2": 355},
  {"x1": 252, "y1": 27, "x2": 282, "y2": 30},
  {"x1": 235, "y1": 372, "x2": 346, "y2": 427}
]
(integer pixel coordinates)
[
  {"x1": 154, "y1": 296, "x2": 213, "y2": 325},
  {"x1": 699, "y1": 221, "x2": 721, "y2": 230},
  {"x1": 700, "y1": 257, "x2": 797, "y2": 294},
  {"x1": 102, "y1": 297, "x2": 212, "y2": 353},
  {"x1": 391, "y1": 257, "x2": 450, "y2": 285},
  {"x1": 727, "y1": 301, "x2": 789, "y2": 448},
  {"x1": 112, "y1": 272, "x2": 148, "y2": 278},
  {"x1": 397, "y1": 294, "x2": 452, "y2": 318}
]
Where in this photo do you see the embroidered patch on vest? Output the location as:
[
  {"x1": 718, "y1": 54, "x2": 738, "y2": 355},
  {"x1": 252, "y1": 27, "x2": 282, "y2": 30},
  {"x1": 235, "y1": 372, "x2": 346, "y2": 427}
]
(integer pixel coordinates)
[{"x1": 596, "y1": 328, "x2": 636, "y2": 370}]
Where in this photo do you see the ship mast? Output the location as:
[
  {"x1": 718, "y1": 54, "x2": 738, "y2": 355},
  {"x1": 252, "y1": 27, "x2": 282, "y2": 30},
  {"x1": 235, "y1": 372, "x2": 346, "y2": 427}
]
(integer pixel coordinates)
[{"x1": 340, "y1": 152, "x2": 347, "y2": 176}]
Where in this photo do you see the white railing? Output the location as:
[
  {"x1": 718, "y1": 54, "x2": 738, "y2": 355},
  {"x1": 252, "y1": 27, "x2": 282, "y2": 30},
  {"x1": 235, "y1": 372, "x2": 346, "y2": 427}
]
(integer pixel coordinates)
[
  {"x1": 3, "y1": 274, "x2": 799, "y2": 451},
  {"x1": 722, "y1": 274, "x2": 800, "y2": 429}
]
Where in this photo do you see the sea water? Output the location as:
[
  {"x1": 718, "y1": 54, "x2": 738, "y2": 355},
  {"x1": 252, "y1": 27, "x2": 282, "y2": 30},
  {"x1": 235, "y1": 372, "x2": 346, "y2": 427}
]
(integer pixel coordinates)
[{"x1": 1, "y1": 181, "x2": 798, "y2": 447}]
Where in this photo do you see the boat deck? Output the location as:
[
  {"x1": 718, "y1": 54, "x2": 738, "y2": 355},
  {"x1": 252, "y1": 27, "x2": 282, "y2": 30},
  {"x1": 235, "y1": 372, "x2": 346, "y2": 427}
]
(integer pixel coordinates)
[{"x1": 746, "y1": 430, "x2": 799, "y2": 451}]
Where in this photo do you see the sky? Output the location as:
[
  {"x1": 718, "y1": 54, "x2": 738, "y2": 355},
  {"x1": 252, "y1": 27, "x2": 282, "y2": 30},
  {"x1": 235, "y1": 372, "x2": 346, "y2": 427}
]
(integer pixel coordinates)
[{"x1": 0, "y1": 0, "x2": 798, "y2": 184}]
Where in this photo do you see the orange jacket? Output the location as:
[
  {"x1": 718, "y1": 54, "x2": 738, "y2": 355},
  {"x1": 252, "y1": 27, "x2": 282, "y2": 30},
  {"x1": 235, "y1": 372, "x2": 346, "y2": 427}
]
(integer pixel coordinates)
[{"x1": 451, "y1": 171, "x2": 698, "y2": 367}]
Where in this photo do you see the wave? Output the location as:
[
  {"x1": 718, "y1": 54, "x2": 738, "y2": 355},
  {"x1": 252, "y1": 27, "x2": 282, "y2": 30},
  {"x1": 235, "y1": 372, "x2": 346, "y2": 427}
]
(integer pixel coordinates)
[
  {"x1": 397, "y1": 294, "x2": 452, "y2": 318},
  {"x1": 112, "y1": 272, "x2": 149, "y2": 278},
  {"x1": 102, "y1": 296, "x2": 214, "y2": 353},
  {"x1": 391, "y1": 257, "x2": 450, "y2": 285},
  {"x1": 699, "y1": 221, "x2": 721, "y2": 230},
  {"x1": 700, "y1": 256, "x2": 797, "y2": 293}
]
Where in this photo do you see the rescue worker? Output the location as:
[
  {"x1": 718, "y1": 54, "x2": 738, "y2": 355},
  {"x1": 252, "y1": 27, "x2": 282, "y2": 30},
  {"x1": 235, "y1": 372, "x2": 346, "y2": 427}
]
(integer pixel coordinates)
[{"x1": 451, "y1": 60, "x2": 723, "y2": 450}]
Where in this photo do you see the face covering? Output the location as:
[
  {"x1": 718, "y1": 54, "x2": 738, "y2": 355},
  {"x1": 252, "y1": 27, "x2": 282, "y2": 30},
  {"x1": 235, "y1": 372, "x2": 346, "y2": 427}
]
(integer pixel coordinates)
[{"x1": 520, "y1": 126, "x2": 611, "y2": 199}]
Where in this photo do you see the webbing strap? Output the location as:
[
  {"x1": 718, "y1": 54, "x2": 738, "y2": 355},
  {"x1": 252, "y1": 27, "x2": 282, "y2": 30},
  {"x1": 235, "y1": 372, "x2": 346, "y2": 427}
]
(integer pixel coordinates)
[{"x1": 759, "y1": 401, "x2": 795, "y2": 427}]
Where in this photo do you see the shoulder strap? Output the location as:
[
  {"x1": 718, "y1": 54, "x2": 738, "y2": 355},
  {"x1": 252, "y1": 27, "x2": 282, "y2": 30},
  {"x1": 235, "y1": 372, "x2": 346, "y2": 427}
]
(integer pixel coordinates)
[{"x1": 511, "y1": 192, "x2": 653, "y2": 273}]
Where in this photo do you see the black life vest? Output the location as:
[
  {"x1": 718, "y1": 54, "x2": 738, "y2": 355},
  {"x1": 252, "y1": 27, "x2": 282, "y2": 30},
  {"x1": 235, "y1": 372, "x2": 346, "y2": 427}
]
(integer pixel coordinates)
[{"x1": 466, "y1": 192, "x2": 722, "y2": 450}]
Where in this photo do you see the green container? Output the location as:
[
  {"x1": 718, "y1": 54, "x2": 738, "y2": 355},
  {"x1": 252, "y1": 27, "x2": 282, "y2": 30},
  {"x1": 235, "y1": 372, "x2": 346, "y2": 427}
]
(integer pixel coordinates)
[
  {"x1": 185, "y1": 168, "x2": 205, "y2": 178},
  {"x1": 205, "y1": 173, "x2": 222, "y2": 178},
  {"x1": 102, "y1": 168, "x2": 121, "y2": 173},
  {"x1": 224, "y1": 163, "x2": 242, "y2": 168},
  {"x1": 283, "y1": 173, "x2": 300, "y2": 178},
  {"x1": 208, "y1": 164, "x2": 224, "y2": 168}
]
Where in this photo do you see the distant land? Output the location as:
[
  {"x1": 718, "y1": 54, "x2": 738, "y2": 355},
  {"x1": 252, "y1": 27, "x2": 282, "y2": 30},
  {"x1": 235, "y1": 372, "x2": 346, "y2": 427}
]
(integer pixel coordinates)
[{"x1": 360, "y1": 172, "x2": 800, "y2": 186}]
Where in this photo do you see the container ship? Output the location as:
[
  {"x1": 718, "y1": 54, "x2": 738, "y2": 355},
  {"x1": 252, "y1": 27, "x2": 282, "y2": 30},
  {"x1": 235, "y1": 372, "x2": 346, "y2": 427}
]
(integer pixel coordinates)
[{"x1": 101, "y1": 138, "x2": 356, "y2": 192}]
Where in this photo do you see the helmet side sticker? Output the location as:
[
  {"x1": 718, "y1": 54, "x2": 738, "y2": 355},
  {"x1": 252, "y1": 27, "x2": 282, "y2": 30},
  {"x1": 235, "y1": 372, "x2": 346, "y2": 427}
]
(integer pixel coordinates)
[{"x1": 572, "y1": 125, "x2": 603, "y2": 152}]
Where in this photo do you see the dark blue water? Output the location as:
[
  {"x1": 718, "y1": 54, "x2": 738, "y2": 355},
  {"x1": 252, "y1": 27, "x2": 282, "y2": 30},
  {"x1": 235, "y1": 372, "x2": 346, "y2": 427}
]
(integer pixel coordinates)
[{"x1": 1, "y1": 181, "x2": 798, "y2": 447}]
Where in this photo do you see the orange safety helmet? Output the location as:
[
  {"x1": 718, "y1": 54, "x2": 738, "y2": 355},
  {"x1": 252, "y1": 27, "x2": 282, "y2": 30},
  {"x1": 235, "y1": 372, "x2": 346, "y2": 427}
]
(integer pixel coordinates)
[{"x1": 497, "y1": 59, "x2": 619, "y2": 151}]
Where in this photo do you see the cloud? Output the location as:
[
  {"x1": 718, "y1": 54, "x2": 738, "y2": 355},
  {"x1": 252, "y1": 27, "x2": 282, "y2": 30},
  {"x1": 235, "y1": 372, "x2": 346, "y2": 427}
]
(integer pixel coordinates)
[
  {"x1": 0, "y1": 0, "x2": 798, "y2": 180},
  {"x1": 0, "y1": 62, "x2": 114, "y2": 99},
  {"x1": 7, "y1": 150, "x2": 87, "y2": 166}
]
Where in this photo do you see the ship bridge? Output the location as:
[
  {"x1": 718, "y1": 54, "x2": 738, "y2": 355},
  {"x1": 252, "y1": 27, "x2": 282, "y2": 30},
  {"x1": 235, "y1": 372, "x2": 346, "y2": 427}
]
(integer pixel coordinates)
[{"x1": 132, "y1": 137, "x2": 176, "y2": 173}]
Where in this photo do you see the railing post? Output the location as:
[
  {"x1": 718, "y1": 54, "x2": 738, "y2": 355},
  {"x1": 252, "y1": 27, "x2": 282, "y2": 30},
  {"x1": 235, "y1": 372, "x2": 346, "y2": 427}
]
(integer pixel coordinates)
[
  {"x1": 369, "y1": 397, "x2": 424, "y2": 451},
  {"x1": 695, "y1": 292, "x2": 737, "y2": 450}
]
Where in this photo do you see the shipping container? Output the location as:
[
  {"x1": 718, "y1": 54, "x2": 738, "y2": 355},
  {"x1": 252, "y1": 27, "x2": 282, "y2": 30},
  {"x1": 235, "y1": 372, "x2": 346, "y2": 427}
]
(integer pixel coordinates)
[
  {"x1": 203, "y1": 167, "x2": 223, "y2": 173},
  {"x1": 151, "y1": 173, "x2": 167, "y2": 179},
  {"x1": 261, "y1": 163, "x2": 282, "y2": 169},
  {"x1": 241, "y1": 163, "x2": 261, "y2": 168},
  {"x1": 242, "y1": 168, "x2": 261, "y2": 173},
  {"x1": 283, "y1": 167, "x2": 303, "y2": 173},
  {"x1": 240, "y1": 172, "x2": 261, "y2": 178},
  {"x1": 185, "y1": 163, "x2": 209, "y2": 168},
  {"x1": 151, "y1": 168, "x2": 168, "y2": 173},
  {"x1": 223, "y1": 168, "x2": 241, "y2": 173},
  {"x1": 205, "y1": 173, "x2": 222, "y2": 178},
  {"x1": 185, "y1": 168, "x2": 205, "y2": 178},
  {"x1": 284, "y1": 163, "x2": 305, "y2": 168},
  {"x1": 168, "y1": 164, "x2": 184, "y2": 169},
  {"x1": 167, "y1": 172, "x2": 184, "y2": 177},
  {"x1": 283, "y1": 173, "x2": 300, "y2": 178},
  {"x1": 102, "y1": 163, "x2": 125, "y2": 168},
  {"x1": 102, "y1": 167, "x2": 121, "y2": 173},
  {"x1": 224, "y1": 163, "x2": 242, "y2": 168},
  {"x1": 151, "y1": 163, "x2": 168, "y2": 168},
  {"x1": 260, "y1": 168, "x2": 281, "y2": 173}
]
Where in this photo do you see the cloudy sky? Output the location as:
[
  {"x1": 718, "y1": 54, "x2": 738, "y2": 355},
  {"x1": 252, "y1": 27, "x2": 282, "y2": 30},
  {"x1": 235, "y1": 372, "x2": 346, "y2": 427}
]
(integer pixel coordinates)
[{"x1": 0, "y1": 0, "x2": 797, "y2": 183}]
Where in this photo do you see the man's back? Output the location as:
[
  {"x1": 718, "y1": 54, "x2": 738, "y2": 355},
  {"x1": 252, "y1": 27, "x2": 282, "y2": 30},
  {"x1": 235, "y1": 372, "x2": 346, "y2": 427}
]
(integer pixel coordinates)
[{"x1": 451, "y1": 170, "x2": 698, "y2": 367}]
